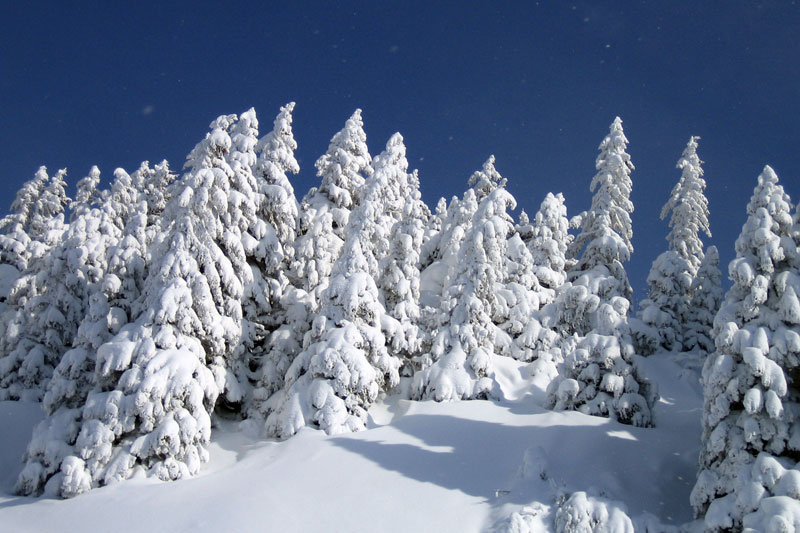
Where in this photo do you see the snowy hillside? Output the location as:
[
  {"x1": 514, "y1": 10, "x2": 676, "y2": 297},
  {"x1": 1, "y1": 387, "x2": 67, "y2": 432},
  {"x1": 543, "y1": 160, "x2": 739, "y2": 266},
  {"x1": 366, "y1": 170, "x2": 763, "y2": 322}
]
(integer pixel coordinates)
[
  {"x1": 0, "y1": 352, "x2": 702, "y2": 532},
  {"x1": 2, "y1": 104, "x2": 800, "y2": 531}
]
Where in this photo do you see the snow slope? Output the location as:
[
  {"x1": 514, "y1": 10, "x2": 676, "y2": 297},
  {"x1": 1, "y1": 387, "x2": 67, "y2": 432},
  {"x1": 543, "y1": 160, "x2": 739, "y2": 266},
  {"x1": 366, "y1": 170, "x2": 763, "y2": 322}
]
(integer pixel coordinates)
[{"x1": 0, "y1": 353, "x2": 703, "y2": 532}]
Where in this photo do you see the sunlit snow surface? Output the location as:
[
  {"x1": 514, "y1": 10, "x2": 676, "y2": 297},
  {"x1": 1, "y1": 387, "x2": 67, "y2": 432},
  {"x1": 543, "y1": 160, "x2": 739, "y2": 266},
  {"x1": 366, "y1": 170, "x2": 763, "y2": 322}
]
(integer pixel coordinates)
[{"x1": 0, "y1": 353, "x2": 703, "y2": 532}]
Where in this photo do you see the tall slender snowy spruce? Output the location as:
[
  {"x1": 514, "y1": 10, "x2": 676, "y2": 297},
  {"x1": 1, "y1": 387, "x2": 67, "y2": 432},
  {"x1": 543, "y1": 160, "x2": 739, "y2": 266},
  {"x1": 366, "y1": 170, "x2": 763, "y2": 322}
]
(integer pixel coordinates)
[
  {"x1": 547, "y1": 117, "x2": 655, "y2": 427},
  {"x1": 292, "y1": 109, "x2": 372, "y2": 299},
  {"x1": 21, "y1": 115, "x2": 252, "y2": 497},
  {"x1": 638, "y1": 137, "x2": 711, "y2": 354},
  {"x1": 0, "y1": 169, "x2": 50, "y2": 263},
  {"x1": 243, "y1": 104, "x2": 312, "y2": 420},
  {"x1": 691, "y1": 166, "x2": 800, "y2": 531},
  {"x1": 374, "y1": 139, "x2": 430, "y2": 373},
  {"x1": 412, "y1": 158, "x2": 516, "y2": 401}
]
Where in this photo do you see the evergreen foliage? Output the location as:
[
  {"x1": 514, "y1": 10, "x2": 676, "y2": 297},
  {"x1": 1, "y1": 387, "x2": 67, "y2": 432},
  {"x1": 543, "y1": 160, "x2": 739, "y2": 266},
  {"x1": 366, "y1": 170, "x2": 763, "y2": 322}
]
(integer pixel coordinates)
[
  {"x1": 0, "y1": 106, "x2": 748, "y2": 504},
  {"x1": 547, "y1": 118, "x2": 655, "y2": 427},
  {"x1": 639, "y1": 137, "x2": 711, "y2": 353},
  {"x1": 692, "y1": 166, "x2": 800, "y2": 530}
]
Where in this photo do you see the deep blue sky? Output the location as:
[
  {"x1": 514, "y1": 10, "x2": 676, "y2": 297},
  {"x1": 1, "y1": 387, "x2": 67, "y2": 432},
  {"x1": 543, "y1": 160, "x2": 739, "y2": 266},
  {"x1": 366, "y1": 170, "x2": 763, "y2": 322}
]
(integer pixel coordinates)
[{"x1": 2, "y1": 1, "x2": 799, "y2": 299}]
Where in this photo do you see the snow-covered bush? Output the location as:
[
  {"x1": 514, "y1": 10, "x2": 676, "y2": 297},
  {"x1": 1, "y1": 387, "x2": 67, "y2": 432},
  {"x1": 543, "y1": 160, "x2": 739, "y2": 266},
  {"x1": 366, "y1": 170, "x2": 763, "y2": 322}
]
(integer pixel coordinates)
[{"x1": 554, "y1": 492, "x2": 635, "y2": 533}]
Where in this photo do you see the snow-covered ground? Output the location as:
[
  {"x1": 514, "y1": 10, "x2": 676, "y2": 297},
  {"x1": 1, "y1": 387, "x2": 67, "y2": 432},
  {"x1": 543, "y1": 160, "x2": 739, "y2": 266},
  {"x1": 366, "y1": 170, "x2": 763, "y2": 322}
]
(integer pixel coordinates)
[{"x1": 0, "y1": 353, "x2": 703, "y2": 532}]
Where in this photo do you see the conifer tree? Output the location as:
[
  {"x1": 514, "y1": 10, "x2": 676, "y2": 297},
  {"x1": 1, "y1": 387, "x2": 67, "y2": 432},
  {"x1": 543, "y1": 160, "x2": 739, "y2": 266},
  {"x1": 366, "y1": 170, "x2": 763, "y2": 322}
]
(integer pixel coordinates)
[
  {"x1": 639, "y1": 137, "x2": 710, "y2": 353},
  {"x1": 16, "y1": 188, "x2": 137, "y2": 497},
  {"x1": 0, "y1": 170, "x2": 72, "y2": 401},
  {"x1": 567, "y1": 117, "x2": 634, "y2": 299},
  {"x1": 412, "y1": 160, "x2": 516, "y2": 401},
  {"x1": 242, "y1": 105, "x2": 311, "y2": 419},
  {"x1": 547, "y1": 118, "x2": 654, "y2": 427},
  {"x1": 504, "y1": 192, "x2": 572, "y2": 361},
  {"x1": 263, "y1": 237, "x2": 398, "y2": 438},
  {"x1": 529, "y1": 192, "x2": 572, "y2": 294},
  {"x1": 23, "y1": 115, "x2": 251, "y2": 497},
  {"x1": 378, "y1": 169, "x2": 428, "y2": 373},
  {"x1": 691, "y1": 166, "x2": 800, "y2": 530},
  {"x1": 0, "y1": 168, "x2": 50, "y2": 297},
  {"x1": 684, "y1": 245, "x2": 722, "y2": 354},
  {"x1": 292, "y1": 109, "x2": 372, "y2": 297},
  {"x1": 257, "y1": 132, "x2": 416, "y2": 437},
  {"x1": 254, "y1": 102, "x2": 301, "y2": 262}
]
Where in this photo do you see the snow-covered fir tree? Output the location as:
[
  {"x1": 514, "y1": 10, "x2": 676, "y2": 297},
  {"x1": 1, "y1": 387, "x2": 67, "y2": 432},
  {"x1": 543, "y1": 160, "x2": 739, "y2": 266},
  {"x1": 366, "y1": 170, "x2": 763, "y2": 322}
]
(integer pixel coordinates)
[
  {"x1": 502, "y1": 192, "x2": 572, "y2": 362},
  {"x1": 639, "y1": 137, "x2": 711, "y2": 353},
  {"x1": 241, "y1": 105, "x2": 312, "y2": 420},
  {"x1": 684, "y1": 245, "x2": 722, "y2": 354},
  {"x1": 292, "y1": 109, "x2": 372, "y2": 298},
  {"x1": 254, "y1": 102, "x2": 301, "y2": 263},
  {"x1": 0, "y1": 169, "x2": 72, "y2": 401},
  {"x1": 132, "y1": 160, "x2": 178, "y2": 242},
  {"x1": 377, "y1": 169, "x2": 428, "y2": 374},
  {"x1": 691, "y1": 166, "x2": 800, "y2": 530},
  {"x1": 258, "y1": 132, "x2": 417, "y2": 437},
  {"x1": 21, "y1": 114, "x2": 254, "y2": 497},
  {"x1": 263, "y1": 236, "x2": 398, "y2": 438},
  {"x1": 566, "y1": 117, "x2": 634, "y2": 299},
  {"x1": 547, "y1": 118, "x2": 655, "y2": 427},
  {"x1": 16, "y1": 178, "x2": 137, "y2": 496},
  {"x1": 529, "y1": 192, "x2": 572, "y2": 294},
  {"x1": 0, "y1": 168, "x2": 51, "y2": 299},
  {"x1": 413, "y1": 159, "x2": 517, "y2": 401}
]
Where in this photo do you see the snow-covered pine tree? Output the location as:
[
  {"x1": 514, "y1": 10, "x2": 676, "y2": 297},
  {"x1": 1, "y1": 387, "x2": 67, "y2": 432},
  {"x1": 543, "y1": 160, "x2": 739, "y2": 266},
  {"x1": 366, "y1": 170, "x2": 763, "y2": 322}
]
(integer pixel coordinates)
[
  {"x1": 468, "y1": 155, "x2": 504, "y2": 203},
  {"x1": 546, "y1": 118, "x2": 655, "y2": 427},
  {"x1": 71, "y1": 166, "x2": 101, "y2": 221},
  {"x1": 378, "y1": 168, "x2": 428, "y2": 374},
  {"x1": 240, "y1": 105, "x2": 312, "y2": 421},
  {"x1": 258, "y1": 133, "x2": 418, "y2": 438},
  {"x1": 25, "y1": 115, "x2": 252, "y2": 497},
  {"x1": 133, "y1": 159, "x2": 178, "y2": 242},
  {"x1": 683, "y1": 245, "x2": 722, "y2": 354},
  {"x1": 356, "y1": 133, "x2": 416, "y2": 277},
  {"x1": 503, "y1": 192, "x2": 572, "y2": 362},
  {"x1": 29, "y1": 168, "x2": 70, "y2": 250},
  {"x1": 263, "y1": 237, "x2": 398, "y2": 438},
  {"x1": 515, "y1": 209, "x2": 534, "y2": 244},
  {"x1": 0, "y1": 168, "x2": 50, "y2": 300},
  {"x1": 16, "y1": 179, "x2": 137, "y2": 497},
  {"x1": 691, "y1": 166, "x2": 800, "y2": 530},
  {"x1": 412, "y1": 160, "x2": 517, "y2": 401},
  {"x1": 529, "y1": 192, "x2": 572, "y2": 293},
  {"x1": 0, "y1": 169, "x2": 72, "y2": 401},
  {"x1": 292, "y1": 109, "x2": 372, "y2": 298},
  {"x1": 254, "y1": 102, "x2": 300, "y2": 265},
  {"x1": 417, "y1": 157, "x2": 503, "y2": 308},
  {"x1": 566, "y1": 117, "x2": 634, "y2": 299},
  {"x1": 638, "y1": 137, "x2": 710, "y2": 353}
]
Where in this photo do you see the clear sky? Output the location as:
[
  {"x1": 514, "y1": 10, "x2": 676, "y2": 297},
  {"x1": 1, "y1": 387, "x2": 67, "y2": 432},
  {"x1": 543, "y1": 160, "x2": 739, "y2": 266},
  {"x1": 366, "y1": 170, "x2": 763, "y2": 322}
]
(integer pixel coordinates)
[{"x1": 1, "y1": 1, "x2": 799, "y2": 299}]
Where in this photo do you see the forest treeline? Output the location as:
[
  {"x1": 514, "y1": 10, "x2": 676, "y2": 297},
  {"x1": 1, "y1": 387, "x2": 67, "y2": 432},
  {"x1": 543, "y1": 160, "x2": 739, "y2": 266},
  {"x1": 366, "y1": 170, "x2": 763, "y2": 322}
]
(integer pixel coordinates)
[{"x1": 0, "y1": 104, "x2": 798, "y2": 530}]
